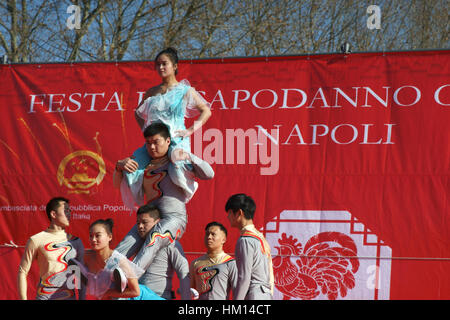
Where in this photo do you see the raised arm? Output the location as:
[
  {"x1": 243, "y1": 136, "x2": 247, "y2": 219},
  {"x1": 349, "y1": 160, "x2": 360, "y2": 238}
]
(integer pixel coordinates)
[
  {"x1": 135, "y1": 88, "x2": 151, "y2": 130},
  {"x1": 175, "y1": 89, "x2": 211, "y2": 139},
  {"x1": 113, "y1": 157, "x2": 140, "y2": 189},
  {"x1": 191, "y1": 153, "x2": 214, "y2": 180},
  {"x1": 186, "y1": 97, "x2": 211, "y2": 135},
  {"x1": 170, "y1": 148, "x2": 214, "y2": 180},
  {"x1": 135, "y1": 86, "x2": 159, "y2": 130}
]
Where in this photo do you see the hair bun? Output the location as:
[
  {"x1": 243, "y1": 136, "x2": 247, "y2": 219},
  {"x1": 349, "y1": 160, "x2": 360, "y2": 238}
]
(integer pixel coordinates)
[
  {"x1": 166, "y1": 47, "x2": 177, "y2": 54},
  {"x1": 157, "y1": 47, "x2": 178, "y2": 60},
  {"x1": 166, "y1": 47, "x2": 179, "y2": 61},
  {"x1": 105, "y1": 218, "x2": 114, "y2": 229}
]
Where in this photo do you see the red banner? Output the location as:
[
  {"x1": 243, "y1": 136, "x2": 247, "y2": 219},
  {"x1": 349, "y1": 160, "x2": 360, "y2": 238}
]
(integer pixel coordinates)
[{"x1": 0, "y1": 50, "x2": 449, "y2": 299}]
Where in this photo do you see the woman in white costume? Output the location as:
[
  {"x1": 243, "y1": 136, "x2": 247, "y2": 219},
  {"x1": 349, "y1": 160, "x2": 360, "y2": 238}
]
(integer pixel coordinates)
[{"x1": 75, "y1": 219, "x2": 161, "y2": 300}]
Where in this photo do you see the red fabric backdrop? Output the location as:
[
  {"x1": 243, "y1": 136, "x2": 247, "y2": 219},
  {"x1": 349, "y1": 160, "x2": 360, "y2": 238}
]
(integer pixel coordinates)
[{"x1": 0, "y1": 50, "x2": 448, "y2": 300}]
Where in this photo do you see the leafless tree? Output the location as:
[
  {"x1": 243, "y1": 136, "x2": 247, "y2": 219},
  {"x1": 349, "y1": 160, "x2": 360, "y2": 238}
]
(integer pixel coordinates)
[
  {"x1": 0, "y1": 0, "x2": 53, "y2": 62},
  {"x1": 0, "y1": 0, "x2": 448, "y2": 63},
  {"x1": 66, "y1": 0, "x2": 107, "y2": 61}
]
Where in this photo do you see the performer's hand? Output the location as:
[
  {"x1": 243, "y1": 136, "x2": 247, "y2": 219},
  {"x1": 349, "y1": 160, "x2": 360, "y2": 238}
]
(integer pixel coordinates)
[
  {"x1": 170, "y1": 148, "x2": 191, "y2": 162},
  {"x1": 116, "y1": 157, "x2": 139, "y2": 173},
  {"x1": 174, "y1": 128, "x2": 194, "y2": 139},
  {"x1": 190, "y1": 288, "x2": 199, "y2": 300}
]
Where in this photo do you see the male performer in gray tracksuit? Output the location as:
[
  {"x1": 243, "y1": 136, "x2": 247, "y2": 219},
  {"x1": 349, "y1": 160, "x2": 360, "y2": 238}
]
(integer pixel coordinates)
[
  {"x1": 132, "y1": 204, "x2": 190, "y2": 299},
  {"x1": 225, "y1": 193, "x2": 274, "y2": 300},
  {"x1": 190, "y1": 221, "x2": 238, "y2": 300},
  {"x1": 113, "y1": 122, "x2": 214, "y2": 273},
  {"x1": 141, "y1": 240, "x2": 190, "y2": 299}
]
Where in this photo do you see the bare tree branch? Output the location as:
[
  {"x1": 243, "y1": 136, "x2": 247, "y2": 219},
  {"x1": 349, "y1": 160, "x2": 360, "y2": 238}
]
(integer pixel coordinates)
[{"x1": 0, "y1": 0, "x2": 447, "y2": 63}]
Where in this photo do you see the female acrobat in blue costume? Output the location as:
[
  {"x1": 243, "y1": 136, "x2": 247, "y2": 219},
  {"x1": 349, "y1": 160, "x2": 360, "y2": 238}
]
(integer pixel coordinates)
[{"x1": 113, "y1": 47, "x2": 214, "y2": 298}]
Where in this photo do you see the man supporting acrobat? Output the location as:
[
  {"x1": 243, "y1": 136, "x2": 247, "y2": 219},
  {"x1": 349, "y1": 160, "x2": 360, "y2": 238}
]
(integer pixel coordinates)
[
  {"x1": 131, "y1": 204, "x2": 191, "y2": 300},
  {"x1": 113, "y1": 122, "x2": 214, "y2": 272}
]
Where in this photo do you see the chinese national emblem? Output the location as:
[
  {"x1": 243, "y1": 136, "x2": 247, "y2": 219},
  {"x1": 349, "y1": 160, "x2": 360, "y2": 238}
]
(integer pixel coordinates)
[{"x1": 57, "y1": 150, "x2": 106, "y2": 194}]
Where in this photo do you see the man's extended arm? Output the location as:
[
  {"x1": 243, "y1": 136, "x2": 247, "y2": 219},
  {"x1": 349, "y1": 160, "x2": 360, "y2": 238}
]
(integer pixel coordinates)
[
  {"x1": 113, "y1": 157, "x2": 140, "y2": 188},
  {"x1": 186, "y1": 153, "x2": 214, "y2": 180}
]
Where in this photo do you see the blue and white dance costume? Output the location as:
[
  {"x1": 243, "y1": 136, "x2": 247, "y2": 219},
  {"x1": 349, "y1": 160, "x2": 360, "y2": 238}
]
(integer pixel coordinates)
[
  {"x1": 116, "y1": 80, "x2": 214, "y2": 281},
  {"x1": 71, "y1": 250, "x2": 163, "y2": 300}
]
